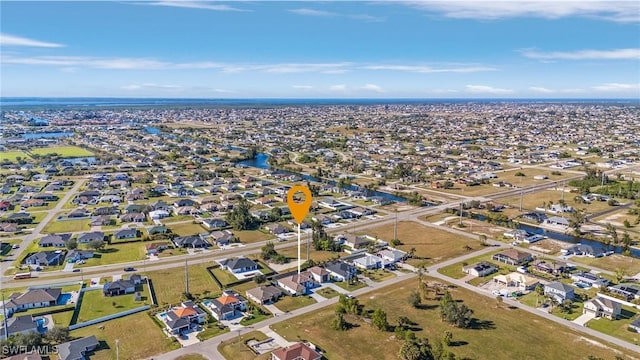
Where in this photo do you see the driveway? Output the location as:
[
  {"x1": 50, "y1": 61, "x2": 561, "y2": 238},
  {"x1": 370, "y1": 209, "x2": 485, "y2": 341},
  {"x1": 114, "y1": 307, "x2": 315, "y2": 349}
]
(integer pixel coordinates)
[
  {"x1": 63, "y1": 262, "x2": 75, "y2": 272},
  {"x1": 308, "y1": 290, "x2": 326, "y2": 302},
  {"x1": 264, "y1": 304, "x2": 284, "y2": 316},
  {"x1": 573, "y1": 312, "x2": 595, "y2": 326}
]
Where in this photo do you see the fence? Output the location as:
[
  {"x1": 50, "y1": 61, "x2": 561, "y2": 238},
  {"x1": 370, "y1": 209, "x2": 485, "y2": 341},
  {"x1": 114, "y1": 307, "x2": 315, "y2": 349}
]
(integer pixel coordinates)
[
  {"x1": 28, "y1": 281, "x2": 83, "y2": 290},
  {"x1": 68, "y1": 305, "x2": 150, "y2": 330}
]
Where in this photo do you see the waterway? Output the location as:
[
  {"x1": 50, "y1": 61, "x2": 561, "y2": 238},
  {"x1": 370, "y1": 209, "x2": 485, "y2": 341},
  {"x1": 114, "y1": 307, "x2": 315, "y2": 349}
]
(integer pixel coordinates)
[
  {"x1": 238, "y1": 153, "x2": 413, "y2": 203},
  {"x1": 21, "y1": 132, "x2": 74, "y2": 139},
  {"x1": 144, "y1": 126, "x2": 160, "y2": 135}
]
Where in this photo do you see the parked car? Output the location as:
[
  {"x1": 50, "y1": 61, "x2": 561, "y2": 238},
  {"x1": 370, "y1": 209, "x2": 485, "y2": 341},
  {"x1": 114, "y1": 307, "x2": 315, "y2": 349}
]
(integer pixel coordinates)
[{"x1": 123, "y1": 267, "x2": 136, "y2": 272}]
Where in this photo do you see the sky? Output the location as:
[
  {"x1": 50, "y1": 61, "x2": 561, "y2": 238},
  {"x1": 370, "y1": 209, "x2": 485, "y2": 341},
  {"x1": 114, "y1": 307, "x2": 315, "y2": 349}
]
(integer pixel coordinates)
[{"x1": 1, "y1": 1, "x2": 639, "y2": 98}]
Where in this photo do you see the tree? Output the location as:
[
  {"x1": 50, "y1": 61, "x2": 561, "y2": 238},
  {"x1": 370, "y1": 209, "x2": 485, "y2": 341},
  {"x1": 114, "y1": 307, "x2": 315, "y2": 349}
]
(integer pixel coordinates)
[
  {"x1": 408, "y1": 289, "x2": 421, "y2": 308},
  {"x1": 606, "y1": 223, "x2": 619, "y2": 244},
  {"x1": 479, "y1": 234, "x2": 488, "y2": 246},
  {"x1": 624, "y1": 219, "x2": 632, "y2": 228},
  {"x1": 615, "y1": 268, "x2": 627, "y2": 283},
  {"x1": 442, "y1": 330, "x2": 453, "y2": 347},
  {"x1": 270, "y1": 207, "x2": 282, "y2": 221},
  {"x1": 261, "y1": 241, "x2": 277, "y2": 261},
  {"x1": 87, "y1": 239, "x2": 105, "y2": 251},
  {"x1": 399, "y1": 340, "x2": 422, "y2": 360},
  {"x1": 568, "y1": 208, "x2": 586, "y2": 236},
  {"x1": 372, "y1": 308, "x2": 389, "y2": 331},
  {"x1": 439, "y1": 291, "x2": 473, "y2": 328},
  {"x1": 45, "y1": 327, "x2": 71, "y2": 344},
  {"x1": 66, "y1": 238, "x2": 78, "y2": 250},
  {"x1": 495, "y1": 295, "x2": 504, "y2": 308},
  {"x1": 331, "y1": 312, "x2": 349, "y2": 331},
  {"x1": 226, "y1": 198, "x2": 256, "y2": 230}
]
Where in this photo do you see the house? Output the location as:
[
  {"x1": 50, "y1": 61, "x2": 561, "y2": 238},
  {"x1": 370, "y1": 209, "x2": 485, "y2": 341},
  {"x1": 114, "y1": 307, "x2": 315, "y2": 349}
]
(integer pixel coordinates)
[
  {"x1": 149, "y1": 209, "x2": 170, "y2": 220},
  {"x1": 57, "y1": 335, "x2": 99, "y2": 360},
  {"x1": 202, "y1": 218, "x2": 228, "y2": 230},
  {"x1": 219, "y1": 257, "x2": 259, "y2": 274},
  {"x1": 121, "y1": 212, "x2": 146, "y2": 223},
  {"x1": 583, "y1": 296, "x2": 622, "y2": 320},
  {"x1": 352, "y1": 253, "x2": 383, "y2": 270},
  {"x1": 463, "y1": 262, "x2": 498, "y2": 277},
  {"x1": 325, "y1": 260, "x2": 357, "y2": 282},
  {"x1": 3, "y1": 288, "x2": 62, "y2": 315},
  {"x1": 174, "y1": 199, "x2": 197, "y2": 208},
  {"x1": 378, "y1": 248, "x2": 407, "y2": 265},
  {"x1": 629, "y1": 317, "x2": 640, "y2": 332},
  {"x1": 265, "y1": 223, "x2": 290, "y2": 235},
  {"x1": 114, "y1": 228, "x2": 138, "y2": 240},
  {"x1": 608, "y1": 284, "x2": 640, "y2": 301},
  {"x1": 561, "y1": 244, "x2": 606, "y2": 258},
  {"x1": 492, "y1": 249, "x2": 533, "y2": 266},
  {"x1": 147, "y1": 225, "x2": 169, "y2": 236},
  {"x1": 211, "y1": 230, "x2": 235, "y2": 246},
  {"x1": 90, "y1": 215, "x2": 112, "y2": 227},
  {"x1": 0, "y1": 223, "x2": 19, "y2": 233},
  {"x1": 493, "y1": 272, "x2": 541, "y2": 291},
  {"x1": 163, "y1": 301, "x2": 206, "y2": 334},
  {"x1": 544, "y1": 216, "x2": 570, "y2": 227},
  {"x1": 150, "y1": 200, "x2": 169, "y2": 210},
  {"x1": 570, "y1": 272, "x2": 610, "y2": 288},
  {"x1": 204, "y1": 291, "x2": 247, "y2": 320},
  {"x1": 93, "y1": 206, "x2": 120, "y2": 216},
  {"x1": 38, "y1": 233, "x2": 71, "y2": 247},
  {"x1": 6, "y1": 212, "x2": 33, "y2": 224},
  {"x1": 549, "y1": 204, "x2": 573, "y2": 213},
  {"x1": 348, "y1": 207, "x2": 375, "y2": 218},
  {"x1": 173, "y1": 235, "x2": 210, "y2": 249},
  {"x1": 77, "y1": 231, "x2": 104, "y2": 244},
  {"x1": 67, "y1": 249, "x2": 94, "y2": 262},
  {"x1": 521, "y1": 212, "x2": 547, "y2": 223},
  {"x1": 544, "y1": 281, "x2": 575, "y2": 302},
  {"x1": 271, "y1": 342, "x2": 322, "y2": 360},
  {"x1": 337, "y1": 234, "x2": 372, "y2": 250},
  {"x1": 307, "y1": 266, "x2": 329, "y2": 283},
  {"x1": 246, "y1": 286, "x2": 283, "y2": 305},
  {"x1": 0, "y1": 315, "x2": 38, "y2": 340},
  {"x1": 24, "y1": 251, "x2": 65, "y2": 267},
  {"x1": 67, "y1": 208, "x2": 90, "y2": 218},
  {"x1": 103, "y1": 279, "x2": 136, "y2": 296},
  {"x1": 533, "y1": 260, "x2": 568, "y2": 274},
  {"x1": 312, "y1": 214, "x2": 333, "y2": 225},
  {"x1": 277, "y1": 272, "x2": 318, "y2": 296},
  {"x1": 146, "y1": 242, "x2": 169, "y2": 255}
]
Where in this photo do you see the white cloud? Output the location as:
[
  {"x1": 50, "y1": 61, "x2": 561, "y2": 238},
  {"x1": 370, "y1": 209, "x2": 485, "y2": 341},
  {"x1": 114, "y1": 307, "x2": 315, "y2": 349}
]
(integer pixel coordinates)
[
  {"x1": 529, "y1": 86, "x2": 555, "y2": 93},
  {"x1": 0, "y1": 33, "x2": 65, "y2": 48},
  {"x1": 1, "y1": 55, "x2": 226, "y2": 70},
  {"x1": 406, "y1": 1, "x2": 639, "y2": 22},
  {"x1": 288, "y1": 8, "x2": 384, "y2": 22},
  {"x1": 122, "y1": 83, "x2": 183, "y2": 91},
  {"x1": 361, "y1": 84, "x2": 384, "y2": 92},
  {"x1": 592, "y1": 83, "x2": 640, "y2": 91},
  {"x1": 292, "y1": 85, "x2": 313, "y2": 89},
  {"x1": 465, "y1": 85, "x2": 514, "y2": 94},
  {"x1": 364, "y1": 64, "x2": 496, "y2": 73},
  {"x1": 521, "y1": 48, "x2": 640, "y2": 60},
  {"x1": 329, "y1": 84, "x2": 348, "y2": 92},
  {"x1": 145, "y1": 1, "x2": 248, "y2": 12}
]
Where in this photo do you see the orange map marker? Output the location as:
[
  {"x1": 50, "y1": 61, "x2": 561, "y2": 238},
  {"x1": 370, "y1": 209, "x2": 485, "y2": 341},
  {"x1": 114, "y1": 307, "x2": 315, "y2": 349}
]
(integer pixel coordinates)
[{"x1": 287, "y1": 185, "x2": 312, "y2": 224}]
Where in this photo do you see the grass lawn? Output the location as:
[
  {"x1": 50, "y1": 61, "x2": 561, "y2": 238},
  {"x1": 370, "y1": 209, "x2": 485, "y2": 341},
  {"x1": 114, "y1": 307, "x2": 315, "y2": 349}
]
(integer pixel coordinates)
[
  {"x1": 500, "y1": 189, "x2": 618, "y2": 215},
  {"x1": 167, "y1": 222, "x2": 207, "y2": 236},
  {"x1": 437, "y1": 249, "x2": 505, "y2": 279},
  {"x1": 211, "y1": 267, "x2": 242, "y2": 286},
  {"x1": 569, "y1": 254, "x2": 640, "y2": 275},
  {"x1": 76, "y1": 288, "x2": 149, "y2": 323},
  {"x1": 334, "y1": 280, "x2": 368, "y2": 292},
  {"x1": 42, "y1": 218, "x2": 90, "y2": 233},
  {"x1": 316, "y1": 287, "x2": 340, "y2": 298},
  {"x1": 30, "y1": 146, "x2": 94, "y2": 158},
  {"x1": 160, "y1": 215, "x2": 197, "y2": 224},
  {"x1": 550, "y1": 301, "x2": 585, "y2": 321},
  {"x1": 360, "y1": 221, "x2": 480, "y2": 268},
  {"x1": 51, "y1": 309, "x2": 75, "y2": 327},
  {"x1": 271, "y1": 277, "x2": 637, "y2": 360},
  {"x1": 276, "y1": 246, "x2": 340, "y2": 264},
  {"x1": 77, "y1": 242, "x2": 146, "y2": 267},
  {"x1": 71, "y1": 311, "x2": 179, "y2": 360},
  {"x1": 588, "y1": 306, "x2": 640, "y2": 344},
  {"x1": 0, "y1": 151, "x2": 31, "y2": 162},
  {"x1": 362, "y1": 268, "x2": 396, "y2": 282},
  {"x1": 147, "y1": 263, "x2": 220, "y2": 305},
  {"x1": 235, "y1": 229, "x2": 275, "y2": 244},
  {"x1": 175, "y1": 355, "x2": 208, "y2": 360},
  {"x1": 239, "y1": 312, "x2": 271, "y2": 326},
  {"x1": 273, "y1": 295, "x2": 317, "y2": 312},
  {"x1": 197, "y1": 322, "x2": 229, "y2": 340},
  {"x1": 218, "y1": 330, "x2": 271, "y2": 360}
]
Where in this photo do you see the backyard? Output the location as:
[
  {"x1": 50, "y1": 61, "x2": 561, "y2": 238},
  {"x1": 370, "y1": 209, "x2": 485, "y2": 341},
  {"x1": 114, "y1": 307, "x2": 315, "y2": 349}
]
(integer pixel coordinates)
[
  {"x1": 147, "y1": 264, "x2": 220, "y2": 305},
  {"x1": 75, "y1": 287, "x2": 149, "y2": 323},
  {"x1": 273, "y1": 295, "x2": 317, "y2": 312},
  {"x1": 218, "y1": 330, "x2": 271, "y2": 360}
]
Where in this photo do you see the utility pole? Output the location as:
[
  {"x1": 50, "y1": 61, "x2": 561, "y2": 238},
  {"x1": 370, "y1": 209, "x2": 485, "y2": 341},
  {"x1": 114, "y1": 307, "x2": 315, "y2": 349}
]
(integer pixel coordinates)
[
  {"x1": 184, "y1": 257, "x2": 189, "y2": 296},
  {"x1": 116, "y1": 339, "x2": 120, "y2": 360},
  {"x1": 561, "y1": 181, "x2": 565, "y2": 201},
  {"x1": 519, "y1": 191, "x2": 523, "y2": 212},
  {"x1": 1, "y1": 291, "x2": 9, "y2": 339},
  {"x1": 459, "y1": 202, "x2": 463, "y2": 226},
  {"x1": 394, "y1": 209, "x2": 398, "y2": 242}
]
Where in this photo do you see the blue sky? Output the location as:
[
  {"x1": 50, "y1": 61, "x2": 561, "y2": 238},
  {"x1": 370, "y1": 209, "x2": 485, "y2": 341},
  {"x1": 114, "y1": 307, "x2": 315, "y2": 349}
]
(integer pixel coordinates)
[{"x1": 1, "y1": 1, "x2": 639, "y2": 98}]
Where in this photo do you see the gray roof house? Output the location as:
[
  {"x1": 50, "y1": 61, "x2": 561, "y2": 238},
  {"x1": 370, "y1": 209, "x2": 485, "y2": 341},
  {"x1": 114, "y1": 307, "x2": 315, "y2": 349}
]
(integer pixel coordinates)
[
  {"x1": 173, "y1": 235, "x2": 210, "y2": 249},
  {"x1": 77, "y1": 231, "x2": 104, "y2": 244},
  {"x1": 103, "y1": 279, "x2": 136, "y2": 296},
  {"x1": 113, "y1": 228, "x2": 137, "y2": 240},
  {"x1": 1, "y1": 315, "x2": 38, "y2": 340},
  {"x1": 544, "y1": 281, "x2": 575, "y2": 302},
  {"x1": 57, "y1": 335, "x2": 99, "y2": 360},
  {"x1": 3, "y1": 288, "x2": 62, "y2": 315},
  {"x1": 324, "y1": 260, "x2": 357, "y2": 282},
  {"x1": 24, "y1": 251, "x2": 65, "y2": 267},
  {"x1": 219, "y1": 257, "x2": 258, "y2": 274},
  {"x1": 463, "y1": 262, "x2": 498, "y2": 277},
  {"x1": 39, "y1": 233, "x2": 71, "y2": 247},
  {"x1": 246, "y1": 285, "x2": 283, "y2": 305}
]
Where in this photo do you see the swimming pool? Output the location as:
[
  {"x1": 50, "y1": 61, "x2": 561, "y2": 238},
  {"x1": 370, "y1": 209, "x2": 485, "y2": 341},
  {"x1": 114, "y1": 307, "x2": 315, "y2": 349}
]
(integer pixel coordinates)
[
  {"x1": 202, "y1": 300, "x2": 213, "y2": 307},
  {"x1": 158, "y1": 312, "x2": 168, "y2": 319},
  {"x1": 57, "y1": 293, "x2": 72, "y2": 305},
  {"x1": 574, "y1": 282, "x2": 591, "y2": 289}
]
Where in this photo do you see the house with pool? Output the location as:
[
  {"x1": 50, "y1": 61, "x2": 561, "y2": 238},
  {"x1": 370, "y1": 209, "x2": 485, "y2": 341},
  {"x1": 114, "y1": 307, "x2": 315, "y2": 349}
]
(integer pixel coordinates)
[
  {"x1": 159, "y1": 301, "x2": 206, "y2": 335},
  {"x1": 202, "y1": 290, "x2": 247, "y2": 320}
]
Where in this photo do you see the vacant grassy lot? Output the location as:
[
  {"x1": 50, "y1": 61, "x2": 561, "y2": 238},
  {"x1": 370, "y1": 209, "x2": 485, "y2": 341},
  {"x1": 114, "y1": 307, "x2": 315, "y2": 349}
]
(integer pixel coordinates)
[
  {"x1": 570, "y1": 254, "x2": 640, "y2": 275},
  {"x1": 211, "y1": 267, "x2": 241, "y2": 286},
  {"x1": 361, "y1": 221, "x2": 480, "y2": 267},
  {"x1": 218, "y1": 330, "x2": 271, "y2": 360},
  {"x1": 362, "y1": 268, "x2": 396, "y2": 282},
  {"x1": 334, "y1": 280, "x2": 368, "y2": 292},
  {"x1": 276, "y1": 246, "x2": 340, "y2": 264},
  {"x1": 76, "y1": 288, "x2": 149, "y2": 323},
  {"x1": 30, "y1": 145, "x2": 94, "y2": 158},
  {"x1": 500, "y1": 189, "x2": 619, "y2": 215},
  {"x1": 271, "y1": 277, "x2": 637, "y2": 360},
  {"x1": 42, "y1": 217, "x2": 90, "y2": 233},
  {"x1": 78, "y1": 242, "x2": 146, "y2": 267},
  {"x1": 0, "y1": 151, "x2": 31, "y2": 162},
  {"x1": 167, "y1": 222, "x2": 207, "y2": 236},
  {"x1": 235, "y1": 229, "x2": 274, "y2": 244},
  {"x1": 273, "y1": 295, "x2": 317, "y2": 312},
  {"x1": 71, "y1": 311, "x2": 179, "y2": 360},
  {"x1": 147, "y1": 263, "x2": 220, "y2": 305},
  {"x1": 316, "y1": 287, "x2": 340, "y2": 298}
]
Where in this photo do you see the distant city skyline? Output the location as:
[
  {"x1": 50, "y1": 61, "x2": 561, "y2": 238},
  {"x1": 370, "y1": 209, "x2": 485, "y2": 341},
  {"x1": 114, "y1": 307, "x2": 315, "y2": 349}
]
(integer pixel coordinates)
[{"x1": 1, "y1": 1, "x2": 639, "y2": 98}]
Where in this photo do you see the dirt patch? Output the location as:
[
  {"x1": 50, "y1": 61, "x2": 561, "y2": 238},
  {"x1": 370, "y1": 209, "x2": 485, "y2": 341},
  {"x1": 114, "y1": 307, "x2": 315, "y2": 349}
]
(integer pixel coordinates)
[{"x1": 528, "y1": 239, "x2": 570, "y2": 254}]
